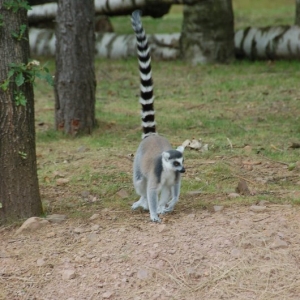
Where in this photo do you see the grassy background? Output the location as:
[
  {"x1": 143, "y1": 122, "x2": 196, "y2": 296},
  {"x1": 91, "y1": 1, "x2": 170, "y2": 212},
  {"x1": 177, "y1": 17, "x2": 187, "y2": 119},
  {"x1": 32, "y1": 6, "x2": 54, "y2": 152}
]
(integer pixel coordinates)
[
  {"x1": 34, "y1": 0, "x2": 300, "y2": 219},
  {"x1": 111, "y1": 0, "x2": 295, "y2": 34}
]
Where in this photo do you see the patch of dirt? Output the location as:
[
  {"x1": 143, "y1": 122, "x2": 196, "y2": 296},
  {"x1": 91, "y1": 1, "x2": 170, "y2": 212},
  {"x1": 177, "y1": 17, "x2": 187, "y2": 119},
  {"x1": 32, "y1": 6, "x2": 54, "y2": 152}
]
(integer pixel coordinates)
[{"x1": 1, "y1": 205, "x2": 300, "y2": 300}]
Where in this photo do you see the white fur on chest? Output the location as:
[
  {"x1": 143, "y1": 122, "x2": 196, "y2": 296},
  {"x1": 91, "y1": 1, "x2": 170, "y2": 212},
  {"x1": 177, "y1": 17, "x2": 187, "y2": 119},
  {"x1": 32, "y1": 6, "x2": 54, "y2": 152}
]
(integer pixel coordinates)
[{"x1": 158, "y1": 170, "x2": 177, "y2": 190}]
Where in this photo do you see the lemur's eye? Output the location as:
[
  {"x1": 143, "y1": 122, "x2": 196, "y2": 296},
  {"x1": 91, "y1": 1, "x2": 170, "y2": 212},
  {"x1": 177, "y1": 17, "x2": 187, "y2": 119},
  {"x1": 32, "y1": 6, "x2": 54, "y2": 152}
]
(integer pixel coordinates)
[{"x1": 173, "y1": 161, "x2": 180, "y2": 167}]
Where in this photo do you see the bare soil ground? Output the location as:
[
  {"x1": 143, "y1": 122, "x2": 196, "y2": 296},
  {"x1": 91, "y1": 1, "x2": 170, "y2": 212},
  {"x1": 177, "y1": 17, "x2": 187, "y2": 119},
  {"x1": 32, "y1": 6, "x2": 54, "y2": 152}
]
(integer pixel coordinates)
[{"x1": 1, "y1": 202, "x2": 300, "y2": 300}]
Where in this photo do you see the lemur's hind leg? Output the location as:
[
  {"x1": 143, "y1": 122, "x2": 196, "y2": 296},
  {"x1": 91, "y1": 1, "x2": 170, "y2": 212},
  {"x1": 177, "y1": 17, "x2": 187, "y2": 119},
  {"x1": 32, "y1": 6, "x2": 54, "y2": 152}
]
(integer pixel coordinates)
[
  {"x1": 132, "y1": 178, "x2": 149, "y2": 211},
  {"x1": 157, "y1": 186, "x2": 171, "y2": 214}
]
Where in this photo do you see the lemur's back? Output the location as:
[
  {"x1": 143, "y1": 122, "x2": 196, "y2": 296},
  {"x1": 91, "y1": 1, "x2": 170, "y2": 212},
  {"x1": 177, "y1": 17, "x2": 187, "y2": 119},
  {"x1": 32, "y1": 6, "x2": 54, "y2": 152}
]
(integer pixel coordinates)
[{"x1": 134, "y1": 135, "x2": 172, "y2": 177}]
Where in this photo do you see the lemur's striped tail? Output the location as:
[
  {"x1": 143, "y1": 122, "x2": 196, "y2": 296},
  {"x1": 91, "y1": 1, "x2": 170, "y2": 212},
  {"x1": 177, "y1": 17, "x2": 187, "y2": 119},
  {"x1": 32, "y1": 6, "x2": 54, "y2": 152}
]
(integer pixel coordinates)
[{"x1": 131, "y1": 10, "x2": 156, "y2": 139}]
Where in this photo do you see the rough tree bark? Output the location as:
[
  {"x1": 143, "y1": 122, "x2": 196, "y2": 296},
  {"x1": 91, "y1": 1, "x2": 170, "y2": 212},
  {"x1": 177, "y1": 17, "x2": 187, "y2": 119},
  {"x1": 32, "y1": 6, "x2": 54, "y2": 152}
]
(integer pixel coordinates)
[
  {"x1": 180, "y1": 0, "x2": 235, "y2": 64},
  {"x1": 0, "y1": 1, "x2": 43, "y2": 224},
  {"x1": 296, "y1": 0, "x2": 300, "y2": 25},
  {"x1": 55, "y1": 0, "x2": 96, "y2": 135}
]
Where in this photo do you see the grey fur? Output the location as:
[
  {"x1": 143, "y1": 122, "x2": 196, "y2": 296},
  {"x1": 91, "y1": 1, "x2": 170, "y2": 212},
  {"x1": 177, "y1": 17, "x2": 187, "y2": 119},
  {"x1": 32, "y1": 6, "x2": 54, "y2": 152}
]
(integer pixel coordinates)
[{"x1": 132, "y1": 135, "x2": 185, "y2": 222}]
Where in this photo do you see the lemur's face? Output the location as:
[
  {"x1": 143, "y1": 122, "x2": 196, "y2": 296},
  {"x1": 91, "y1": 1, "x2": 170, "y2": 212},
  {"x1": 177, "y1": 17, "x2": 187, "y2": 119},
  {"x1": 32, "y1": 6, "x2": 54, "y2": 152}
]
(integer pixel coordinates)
[{"x1": 162, "y1": 147, "x2": 185, "y2": 173}]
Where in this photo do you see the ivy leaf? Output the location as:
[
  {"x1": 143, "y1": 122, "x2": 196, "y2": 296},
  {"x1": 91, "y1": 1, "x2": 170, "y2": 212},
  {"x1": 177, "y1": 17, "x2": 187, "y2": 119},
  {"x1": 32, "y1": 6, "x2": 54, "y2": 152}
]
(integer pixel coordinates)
[
  {"x1": 7, "y1": 69, "x2": 14, "y2": 78},
  {"x1": 15, "y1": 72, "x2": 24, "y2": 86},
  {"x1": 0, "y1": 79, "x2": 10, "y2": 91}
]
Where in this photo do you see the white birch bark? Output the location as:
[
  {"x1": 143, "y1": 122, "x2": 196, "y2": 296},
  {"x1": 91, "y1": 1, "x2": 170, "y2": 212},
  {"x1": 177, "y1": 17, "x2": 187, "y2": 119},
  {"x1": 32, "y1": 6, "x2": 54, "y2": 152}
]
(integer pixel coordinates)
[
  {"x1": 235, "y1": 25, "x2": 300, "y2": 60},
  {"x1": 28, "y1": 0, "x2": 184, "y2": 23},
  {"x1": 29, "y1": 28, "x2": 180, "y2": 59},
  {"x1": 29, "y1": 26, "x2": 300, "y2": 60}
]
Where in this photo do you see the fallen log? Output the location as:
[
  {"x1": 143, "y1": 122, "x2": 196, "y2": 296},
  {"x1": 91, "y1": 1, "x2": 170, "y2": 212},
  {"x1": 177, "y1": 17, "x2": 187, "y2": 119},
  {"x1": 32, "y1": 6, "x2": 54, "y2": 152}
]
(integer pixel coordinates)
[
  {"x1": 29, "y1": 28, "x2": 180, "y2": 59},
  {"x1": 28, "y1": 0, "x2": 172, "y2": 24},
  {"x1": 29, "y1": 25, "x2": 300, "y2": 61},
  {"x1": 235, "y1": 25, "x2": 300, "y2": 60}
]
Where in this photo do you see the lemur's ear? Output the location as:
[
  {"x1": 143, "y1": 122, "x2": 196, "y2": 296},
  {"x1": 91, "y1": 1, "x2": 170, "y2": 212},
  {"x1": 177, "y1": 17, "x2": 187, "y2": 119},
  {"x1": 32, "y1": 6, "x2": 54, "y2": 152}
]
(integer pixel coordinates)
[
  {"x1": 176, "y1": 146, "x2": 184, "y2": 153},
  {"x1": 162, "y1": 151, "x2": 170, "y2": 161}
]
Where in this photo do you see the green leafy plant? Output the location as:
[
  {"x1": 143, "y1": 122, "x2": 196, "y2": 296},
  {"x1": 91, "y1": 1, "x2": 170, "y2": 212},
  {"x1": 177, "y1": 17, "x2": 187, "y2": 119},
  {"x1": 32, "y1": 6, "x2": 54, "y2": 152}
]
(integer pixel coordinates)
[
  {"x1": 3, "y1": 0, "x2": 31, "y2": 12},
  {"x1": 0, "y1": 60, "x2": 54, "y2": 106},
  {"x1": 11, "y1": 24, "x2": 27, "y2": 41},
  {"x1": 14, "y1": 91, "x2": 27, "y2": 106}
]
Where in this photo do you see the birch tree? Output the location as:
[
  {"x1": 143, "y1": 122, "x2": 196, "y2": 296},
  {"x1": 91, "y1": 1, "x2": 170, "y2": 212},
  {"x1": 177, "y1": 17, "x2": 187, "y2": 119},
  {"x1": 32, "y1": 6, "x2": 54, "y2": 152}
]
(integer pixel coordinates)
[
  {"x1": 235, "y1": 25, "x2": 300, "y2": 60},
  {"x1": 28, "y1": 0, "x2": 172, "y2": 25},
  {"x1": 0, "y1": 0, "x2": 43, "y2": 224},
  {"x1": 180, "y1": 0, "x2": 235, "y2": 64},
  {"x1": 55, "y1": 0, "x2": 96, "y2": 135}
]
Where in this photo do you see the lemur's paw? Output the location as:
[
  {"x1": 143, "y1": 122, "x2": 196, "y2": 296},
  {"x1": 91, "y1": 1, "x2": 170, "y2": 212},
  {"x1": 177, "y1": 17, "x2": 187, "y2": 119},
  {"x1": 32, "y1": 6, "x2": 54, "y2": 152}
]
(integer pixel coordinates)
[
  {"x1": 131, "y1": 202, "x2": 140, "y2": 210},
  {"x1": 157, "y1": 206, "x2": 166, "y2": 215},
  {"x1": 162, "y1": 206, "x2": 174, "y2": 214},
  {"x1": 150, "y1": 214, "x2": 161, "y2": 223}
]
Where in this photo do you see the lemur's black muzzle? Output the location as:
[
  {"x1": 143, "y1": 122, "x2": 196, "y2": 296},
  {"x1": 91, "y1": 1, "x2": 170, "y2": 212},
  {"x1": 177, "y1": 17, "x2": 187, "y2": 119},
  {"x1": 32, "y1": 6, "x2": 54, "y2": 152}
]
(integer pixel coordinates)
[{"x1": 179, "y1": 166, "x2": 185, "y2": 173}]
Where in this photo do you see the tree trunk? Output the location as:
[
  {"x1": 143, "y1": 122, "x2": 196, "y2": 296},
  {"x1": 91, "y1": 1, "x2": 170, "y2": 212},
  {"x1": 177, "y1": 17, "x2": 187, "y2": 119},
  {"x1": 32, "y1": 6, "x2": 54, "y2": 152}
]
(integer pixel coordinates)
[
  {"x1": 296, "y1": 0, "x2": 300, "y2": 25},
  {"x1": 180, "y1": 0, "x2": 235, "y2": 64},
  {"x1": 0, "y1": 1, "x2": 43, "y2": 224},
  {"x1": 55, "y1": 0, "x2": 96, "y2": 135}
]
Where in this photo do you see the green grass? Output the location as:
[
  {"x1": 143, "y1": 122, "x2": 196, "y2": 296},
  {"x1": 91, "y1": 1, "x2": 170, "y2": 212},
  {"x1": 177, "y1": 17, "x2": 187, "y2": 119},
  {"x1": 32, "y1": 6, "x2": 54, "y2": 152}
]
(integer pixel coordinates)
[
  {"x1": 33, "y1": 0, "x2": 300, "y2": 219},
  {"x1": 110, "y1": 0, "x2": 295, "y2": 34}
]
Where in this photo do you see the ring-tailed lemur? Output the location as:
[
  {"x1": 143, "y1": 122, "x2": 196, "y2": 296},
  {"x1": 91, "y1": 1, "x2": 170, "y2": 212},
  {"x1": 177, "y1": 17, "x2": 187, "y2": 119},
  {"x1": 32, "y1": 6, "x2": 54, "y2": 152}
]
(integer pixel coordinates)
[{"x1": 131, "y1": 10, "x2": 185, "y2": 222}]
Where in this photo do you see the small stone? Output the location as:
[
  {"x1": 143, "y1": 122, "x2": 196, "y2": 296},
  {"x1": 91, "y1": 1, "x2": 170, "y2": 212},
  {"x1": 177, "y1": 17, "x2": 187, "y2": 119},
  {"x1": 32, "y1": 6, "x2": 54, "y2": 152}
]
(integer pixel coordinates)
[
  {"x1": 36, "y1": 258, "x2": 46, "y2": 267},
  {"x1": 240, "y1": 241, "x2": 253, "y2": 249},
  {"x1": 91, "y1": 224, "x2": 100, "y2": 231},
  {"x1": 137, "y1": 269, "x2": 148, "y2": 280},
  {"x1": 73, "y1": 227, "x2": 85, "y2": 234},
  {"x1": 187, "y1": 267, "x2": 201, "y2": 279},
  {"x1": 258, "y1": 200, "x2": 269, "y2": 206},
  {"x1": 46, "y1": 214, "x2": 67, "y2": 223},
  {"x1": 213, "y1": 205, "x2": 224, "y2": 212},
  {"x1": 61, "y1": 269, "x2": 76, "y2": 280},
  {"x1": 89, "y1": 213, "x2": 100, "y2": 220},
  {"x1": 15, "y1": 217, "x2": 49, "y2": 235},
  {"x1": 56, "y1": 178, "x2": 69, "y2": 186},
  {"x1": 168, "y1": 249, "x2": 176, "y2": 254},
  {"x1": 250, "y1": 205, "x2": 267, "y2": 212},
  {"x1": 102, "y1": 291, "x2": 114, "y2": 299},
  {"x1": 270, "y1": 238, "x2": 288, "y2": 250},
  {"x1": 231, "y1": 248, "x2": 241, "y2": 258},
  {"x1": 81, "y1": 191, "x2": 90, "y2": 198},
  {"x1": 228, "y1": 193, "x2": 240, "y2": 199},
  {"x1": 116, "y1": 189, "x2": 129, "y2": 199},
  {"x1": 187, "y1": 190, "x2": 203, "y2": 195},
  {"x1": 46, "y1": 232, "x2": 56, "y2": 238},
  {"x1": 158, "y1": 224, "x2": 167, "y2": 233},
  {"x1": 87, "y1": 233, "x2": 99, "y2": 242},
  {"x1": 0, "y1": 251, "x2": 10, "y2": 258},
  {"x1": 77, "y1": 145, "x2": 87, "y2": 152},
  {"x1": 154, "y1": 260, "x2": 165, "y2": 270},
  {"x1": 148, "y1": 251, "x2": 159, "y2": 259},
  {"x1": 243, "y1": 145, "x2": 252, "y2": 153}
]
